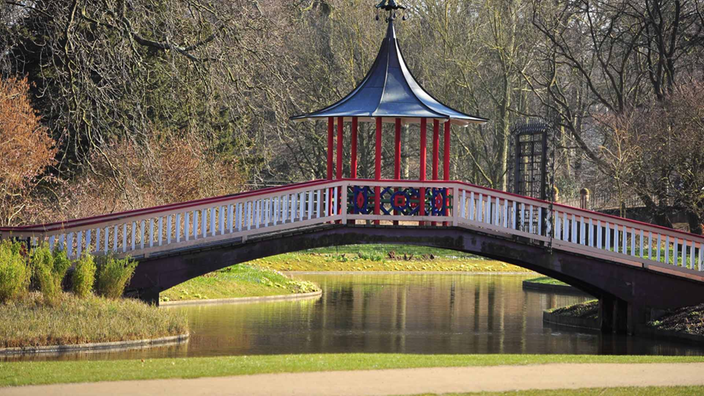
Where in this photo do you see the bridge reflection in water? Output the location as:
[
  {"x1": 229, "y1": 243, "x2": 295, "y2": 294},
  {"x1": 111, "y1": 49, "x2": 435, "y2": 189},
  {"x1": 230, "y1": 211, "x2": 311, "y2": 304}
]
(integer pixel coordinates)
[{"x1": 6, "y1": 273, "x2": 704, "y2": 362}]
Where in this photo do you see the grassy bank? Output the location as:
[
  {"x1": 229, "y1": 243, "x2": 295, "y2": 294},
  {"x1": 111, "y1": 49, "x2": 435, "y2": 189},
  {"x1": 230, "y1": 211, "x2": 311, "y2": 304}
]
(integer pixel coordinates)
[
  {"x1": 160, "y1": 265, "x2": 320, "y2": 303},
  {"x1": 252, "y1": 244, "x2": 532, "y2": 273},
  {"x1": 3, "y1": 354, "x2": 704, "y2": 387},
  {"x1": 547, "y1": 300, "x2": 599, "y2": 320},
  {"x1": 0, "y1": 292, "x2": 187, "y2": 348},
  {"x1": 649, "y1": 303, "x2": 704, "y2": 336},
  {"x1": 524, "y1": 276, "x2": 568, "y2": 286}
]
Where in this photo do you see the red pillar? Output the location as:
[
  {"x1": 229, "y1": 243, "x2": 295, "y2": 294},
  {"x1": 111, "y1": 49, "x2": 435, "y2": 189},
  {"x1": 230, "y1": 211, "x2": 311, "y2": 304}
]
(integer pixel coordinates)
[
  {"x1": 443, "y1": 121, "x2": 452, "y2": 225},
  {"x1": 393, "y1": 118, "x2": 401, "y2": 225},
  {"x1": 432, "y1": 120, "x2": 440, "y2": 226},
  {"x1": 443, "y1": 121, "x2": 451, "y2": 181},
  {"x1": 419, "y1": 118, "x2": 427, "y2": 224},
  {"x1": 374, "y1": 117, "x2": 382, "y2": 224},
  {"x1": 336, "y1": 117, "x2": 344, "y2": 180},
  {"x1": 432, "y1": 120, "x2": 440, "y2": 181},
  {"x1": 394, "y1": 118, "x2": 401, "y2": 180},
  {"x1": 350, "y1": 117, "x2": 358, "y2": 179},
  {"x1": 327, "y1": 117, "x2": 334, "y2": 180}
]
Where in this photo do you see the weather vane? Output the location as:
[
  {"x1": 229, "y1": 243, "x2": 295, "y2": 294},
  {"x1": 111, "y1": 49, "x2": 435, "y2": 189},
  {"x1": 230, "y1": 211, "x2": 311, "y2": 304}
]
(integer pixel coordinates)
[{"x1": 375, "y1": 0, "x2": 407, "y2": 22}]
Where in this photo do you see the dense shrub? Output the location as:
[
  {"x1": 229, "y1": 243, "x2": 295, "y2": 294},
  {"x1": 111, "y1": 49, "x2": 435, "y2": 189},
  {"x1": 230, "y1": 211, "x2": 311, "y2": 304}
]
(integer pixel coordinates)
[
  {"x1": 31, "y1": 245, "x2": 71, "y2": 304},
  {"x1": 96, "y1": 255, "x2": 137, "y2": 298},
  {"x1": 72, "y1": 254, "x2": 96, "y2": 298},
  {"x1": 0, "y1": 241, "x2": 30, "y2": 302}
]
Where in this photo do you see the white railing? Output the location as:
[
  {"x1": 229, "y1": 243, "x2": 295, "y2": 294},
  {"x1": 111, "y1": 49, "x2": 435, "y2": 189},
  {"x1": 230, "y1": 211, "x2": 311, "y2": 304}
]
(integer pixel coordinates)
[{"x1": 1, "y1": 179, "x2": 703, "y2": 279}]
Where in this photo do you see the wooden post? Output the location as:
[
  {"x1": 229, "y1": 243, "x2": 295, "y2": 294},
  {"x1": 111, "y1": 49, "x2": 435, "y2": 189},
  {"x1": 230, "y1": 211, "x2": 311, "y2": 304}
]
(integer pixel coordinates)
[
  {"x1": 393, "y1": 118, "x2": 401, "y2": 225},
  {"x1": 375, "y1": 117, "x2": 382, "y2": 224},
  {"x1": 394, "y1": 118, "x2": 402, "y2": 179},
  {"x1": 351, "y1": 117, "x2": 358, "y2": 179},
  {"x1": 336, "y1": 116, "x2": 344, "y2": 180},
  {"x1": 419, "y1": 118, "x2": 427, "y2": 225},
  {"x1": 432, "y1": 120, "x2": 440, "y2": 181},
  {"x1": 432, "y1": 119, "x2": 440, "y2": 226},
  {"x1": 443, "y1": 121, "x2": 451, "y2": 181},
  {"x1": 336, "y1": 117, "x2": 344, "y2": 223},
  {"x1": 327, "y1": 117, "x2": 334, "y2": 180},
  {"x1": 443, "y1": 121, "x2": 451, "y2": 225}
]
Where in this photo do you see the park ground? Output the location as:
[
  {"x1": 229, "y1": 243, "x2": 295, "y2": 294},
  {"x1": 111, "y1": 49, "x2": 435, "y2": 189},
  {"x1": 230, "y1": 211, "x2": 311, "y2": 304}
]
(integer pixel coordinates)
[{"x1": 2, "y1": 356, "x2": 704, "y2": 395}]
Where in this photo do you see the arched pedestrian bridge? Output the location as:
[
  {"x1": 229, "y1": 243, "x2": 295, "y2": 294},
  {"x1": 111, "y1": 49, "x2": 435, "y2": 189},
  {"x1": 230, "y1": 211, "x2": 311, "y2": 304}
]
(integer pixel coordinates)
[{"x1": 3, "y1": 179, "x2": 704, "y2": 333}]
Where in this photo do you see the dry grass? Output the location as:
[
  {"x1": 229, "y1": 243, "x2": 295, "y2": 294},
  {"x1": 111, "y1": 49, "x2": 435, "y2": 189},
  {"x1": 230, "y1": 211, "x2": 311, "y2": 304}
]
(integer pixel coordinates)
[{"x1": 0, "y1": 292, "x2": 187, "y2": 348}]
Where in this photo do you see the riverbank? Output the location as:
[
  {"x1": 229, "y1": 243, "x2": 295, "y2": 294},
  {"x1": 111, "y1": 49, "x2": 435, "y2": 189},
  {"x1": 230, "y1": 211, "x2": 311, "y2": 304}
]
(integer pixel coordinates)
[
  {"x1": 2, "y1": 354, "x2": 704, "y2": 387},
  {"x1": 253, "y1": 244, "x2": 532, "y2": 273},
  {"x1": 522, "y1": 276, "x2": 583, "y2": 294},
  {"x1": 160, "y1": 265, "x2": 320, "y2": 303},
  {"x1": 0, "y1": 292, "x2": 187, "y2": 350}
]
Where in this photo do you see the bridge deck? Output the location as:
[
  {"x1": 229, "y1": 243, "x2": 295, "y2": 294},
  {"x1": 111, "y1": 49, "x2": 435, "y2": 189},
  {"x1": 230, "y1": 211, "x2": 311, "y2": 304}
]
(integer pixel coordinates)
[{"x1": 2, "y1": 179, "x2": 703, "y2": 283}]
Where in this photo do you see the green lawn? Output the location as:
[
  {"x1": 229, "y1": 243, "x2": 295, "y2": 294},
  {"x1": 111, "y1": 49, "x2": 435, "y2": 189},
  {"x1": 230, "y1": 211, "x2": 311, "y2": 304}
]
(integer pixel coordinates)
[
  {"x1": 406, "y1": 387, "x2": 704, "y2": 396},
  {"x1": 160, "y1": 265, "x2": 320, "y2": 303},
  {"x1": 252, "y1": 244, "x2": 532, "y2": 273},
  {"x1": 2, "y1": 354, "x2": 704, "y2": 387}
]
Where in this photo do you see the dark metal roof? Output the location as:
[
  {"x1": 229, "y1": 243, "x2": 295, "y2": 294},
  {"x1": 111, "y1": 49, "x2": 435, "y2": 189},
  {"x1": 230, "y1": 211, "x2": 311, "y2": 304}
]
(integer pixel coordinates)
[{"x1": 291, "y1": 20, "x2": 488, "y2": 126}]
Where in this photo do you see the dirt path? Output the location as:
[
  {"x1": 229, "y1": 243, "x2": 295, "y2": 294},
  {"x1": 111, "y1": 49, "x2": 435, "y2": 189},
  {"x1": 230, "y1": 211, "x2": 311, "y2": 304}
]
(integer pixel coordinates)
[{"x1": 3, "y1": 363, "x2": 704, "y2": 396}]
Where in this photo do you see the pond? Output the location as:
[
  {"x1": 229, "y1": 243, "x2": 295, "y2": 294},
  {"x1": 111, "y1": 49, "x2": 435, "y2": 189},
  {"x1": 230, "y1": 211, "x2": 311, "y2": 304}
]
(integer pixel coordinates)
[{"x1": 9, "y1": 273, "x2": 704, "y2": 361}]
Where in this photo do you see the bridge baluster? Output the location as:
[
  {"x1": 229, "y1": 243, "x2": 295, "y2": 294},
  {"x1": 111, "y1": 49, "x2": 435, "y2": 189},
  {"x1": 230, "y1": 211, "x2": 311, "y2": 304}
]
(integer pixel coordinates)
[
  {"x1": 469, "y1": 192, "x2": 476, "y2": 221},
  {"x1": 59, "y1": 234, "x2": 65, "y2": 251},
  {"x1": 148, "y1": 219, "x2": 153, "y2": 248},
  {"x1": 698, "y1": 243, "x2": 703, "y2": 271},
  {"x1": 494, "y1": 197, "x2": 499, "y2": 226},
  {"x1": 563, "y1": 213, "x2": 569, "y2": 241},
  {"x1": 665, "y1": 236, "x2": 671, "y2": 264},
  {"x1": 690, "y1": 241, "x2": 695, "y2": 269},
  {"x1": 477, "y1": 194, "x2": 483, "y2": 223},
  {"x1": 76, "y1": 231, "x2": 82, "y2": 258},
  {"x1": 511, "y1": 201, "x2": 516, "y2": 230},
  {"x1": 158, "y1": 217, "x2": 163, "y2": 246},
  {"x1": 529, "y1": 205, "x2": 534, "y2": 234},
  {"x1": 674, "y1": 238, "x2": 680, "y2": 266},
  {"x1": 67, "y1": 232, "x2": 74, "y2": 258},
  {"x1": 537, "y1": 207, "x2": 543, "y2": 235},
  {"x1": 503, "y1": 200, "x2": 508, "y2": 228},
  {"x1": 236, "y1": 203, "x2": 243, "y2": 232},
  {"x1": 49, "y1": 235, "x2": 55, "y2": 251},
  {"x1": 93, "y1": 229, "x2": 99, "y2": 254},
  {"x1": 630, "y1": 228, "x2": 635, "y2": 257},
  {"x1": 227, "y1": 205, "x2": 233, "y2": 233},
  {"x1": 308, "y1": 190, "x2": 314, "y2": 220},
  {"x1": 647, "y1": 231, "x2": 652, "y2": 259},
  {"x1": 299, "y1": 192, "x2": 305, "y2": 221},
  {"x1": 185, "y1": 213, "x2": 190, "y2": 241},
  {"x1": 167, "y1": 216, "x2": 172, "y2": 245},
  {"x1": 639, "y1": 230, "x2": 644, "y2": 258},
  {"x1": 554, "y1": 212, "x2": 561, "y2": 240},
  {"x1": 175, "y1": 214, "x2": 181, "y2": 243},
  {"x1": 486, "y1": 196, "x2": 492, "y2": 225},
  {"x1": 316, "y1": 190, "x2": 322, "y2": 219},
  {"x1": 570, "y1": 215, "x2": 577, "y2": 243},
  {"x1": 579, "y1": 216, "x2": 585, "y2": 245},
  {"x1": 597, "y1": 221, "x2": 602, "y2": 249},
  {"x1": 103, "y1": 228, "x2": 110, "y2": 253},
  {"x1": 211, "y1": 207, "x2": 217, "y2": 235},
  {"x1": 204, "y1": 208, "x2": 209, "y2": 237},
  {"x1": 605, "y1": 222, "x2": 610, "y2": 251},
  {"x1": 683, "y1": 240, "x2": 688, "y2": 268}
]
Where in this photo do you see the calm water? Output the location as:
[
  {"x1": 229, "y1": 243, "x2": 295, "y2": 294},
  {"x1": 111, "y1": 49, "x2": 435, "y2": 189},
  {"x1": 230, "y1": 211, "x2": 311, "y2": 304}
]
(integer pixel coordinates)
[{"x1": 8, "y1": 273, "x2": 704, "y2": 361}]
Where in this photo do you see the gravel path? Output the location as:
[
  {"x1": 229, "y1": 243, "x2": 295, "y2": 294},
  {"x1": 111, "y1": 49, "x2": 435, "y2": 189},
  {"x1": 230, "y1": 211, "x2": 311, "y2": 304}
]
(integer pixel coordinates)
[{"x1": 3, "y1": 363, "x2": 704, "y2": 396}]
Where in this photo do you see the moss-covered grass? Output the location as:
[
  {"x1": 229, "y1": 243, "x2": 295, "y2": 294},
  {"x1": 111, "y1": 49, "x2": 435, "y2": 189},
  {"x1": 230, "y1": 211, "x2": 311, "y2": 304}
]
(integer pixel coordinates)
[
  {"x1": 524, "y1": 276, "x2": 568, "y2": 286},
  {"x1": 0, "y1": 292, "x2": 187, "y2": 348},
  {"x1": 407, "y1": 387, "x2": 704, "y2": 396},
  {"x1": 2, "y1": 354, "x2": 704, "y2": 387},
  {"x1": 547, "y1": 299, "x2": 599, "y2": 320},
  {"x1": 160, "y1": 265, "x2": 320, "y2": 303},
  {"x1": 252, "y1": 244, "x2": 531, "y2": 273}
]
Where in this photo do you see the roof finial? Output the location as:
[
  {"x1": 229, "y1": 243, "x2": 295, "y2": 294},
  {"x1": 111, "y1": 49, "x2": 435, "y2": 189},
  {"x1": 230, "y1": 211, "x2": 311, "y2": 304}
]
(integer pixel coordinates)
[{"x1": 375, "y1": 0, "x2": 406, "y2": 22}]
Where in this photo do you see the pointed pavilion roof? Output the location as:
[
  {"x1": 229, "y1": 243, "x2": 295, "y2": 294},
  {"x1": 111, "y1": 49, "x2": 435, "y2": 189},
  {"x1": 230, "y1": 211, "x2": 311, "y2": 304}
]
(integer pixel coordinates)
[{"x1": 291, "y1": 19, "x2": 487, "y2": 126}]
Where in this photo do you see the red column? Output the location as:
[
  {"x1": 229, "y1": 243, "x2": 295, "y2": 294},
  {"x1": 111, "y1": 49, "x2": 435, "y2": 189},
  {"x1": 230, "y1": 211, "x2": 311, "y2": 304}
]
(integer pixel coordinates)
[
  {"x1": 350, "y1": 117, "x2": 358, "y2": 179},
  {"x1": 443, "y1": 121, "x2": 451, "y2": 181},
  {"x1": 394, "y1": 118, "x2": 401, "y2": 180},
  {"x1": 393, "y1": 118, "x2": 401, "y2": 225},
  {"x1": 374, "y1": 117, "x2": 382, "y2": 224},
  {"x1": 336, "y1": 117, "x2": 344, "y2": 180},
  {"x1": 432, "y1": 120, "x2": 440, "y2": 181},
  {"x1": 419, "y1": 118, "x2": 427, "y2": 224},
  {"x1": 443, "y1": 121, "x2": 451, "y2": 225},
  {"x1": 327, "y1": 117, "x2": 334, "y2": 180},
  {"x1": 432, "y1": 120, "x2": 440, "y2": 226}
]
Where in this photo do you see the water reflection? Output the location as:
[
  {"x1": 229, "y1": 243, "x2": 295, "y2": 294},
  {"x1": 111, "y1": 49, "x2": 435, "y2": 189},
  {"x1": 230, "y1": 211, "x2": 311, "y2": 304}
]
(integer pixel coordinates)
[{"x1": 6, "y1": 273, "x2": 704, "y2": 361}]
